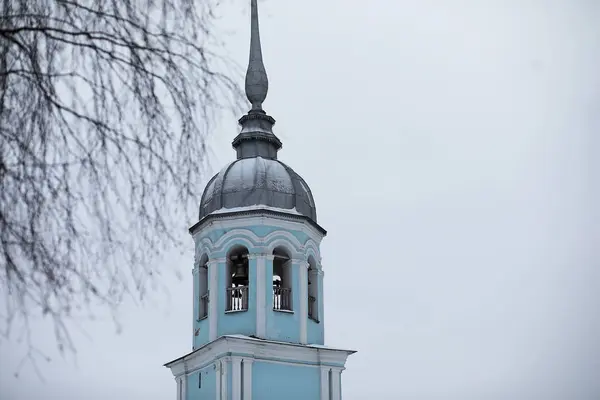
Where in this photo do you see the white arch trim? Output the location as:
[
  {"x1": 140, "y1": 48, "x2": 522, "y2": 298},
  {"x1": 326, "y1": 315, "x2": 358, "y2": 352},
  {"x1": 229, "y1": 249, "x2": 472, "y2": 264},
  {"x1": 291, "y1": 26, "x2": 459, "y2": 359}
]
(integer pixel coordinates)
[
  {"x1": 267, "y1": 239, "x2": 302, "y2": 259},
  {"x1": 195, "y1": 238, "x2": 214, "y2": 263},
  {"x1": 213, "y1": 229, "x2": 261, "y2": 250},
  {"x1": 195, "y1": 226, "x2": 322, "y2": 262},
  {"x1": 213, "y1": 237, "x2": 259, "y2": 258},
  {"x1": 305, "y1": 250, "x2": 321, "y2": 272},
  {"x1": 303, "y1": 240, "x2": 321, "y2": 262},
  {"x1": 264, "y1": 230, "x2": 303, "y2": 249}
]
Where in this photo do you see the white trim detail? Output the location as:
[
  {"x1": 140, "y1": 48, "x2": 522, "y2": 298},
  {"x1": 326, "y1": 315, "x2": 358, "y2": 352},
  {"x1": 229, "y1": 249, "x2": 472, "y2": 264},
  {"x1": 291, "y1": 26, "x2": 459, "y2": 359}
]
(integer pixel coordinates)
[
  {"x1": 176, "y1": 374, "x2": 187, "y2": 400},
  {"x1": 217, "y1": 236, "x2": 258, "y2": 256},
  {"x1": 298, "y1": 260, "x2": 309, "y2": 344},
  {"x1": 232, "y1": 356, "x2": 242, "y2": 400},
  {"x1": 215, "y1": 362, "x2": 221, "y2": 400},
  {"x1": 208, "y1": 260, "x2": 219, "y2": 341},
  {"x1": 320, "y1": 367, "x2": 330, "y2": 400},
  {"x1": 195, "y1": 238, "x2": 213, "y2": 261},
  {"x1": 165, "y1": 335, "x2": 355, "y2": 378},
  {"x1": 246, "y1": 358, "x2": 319, "y2": 369},
  {"x1": 213, "y1": 229, "x2": 260, "y2": 251},
  {"x1": 220, "y1": 359, "x2": 228, "y2": 400},
  {"x1": 256, "y1": 256, "x2": 266, "y2": 337},
  {"x1": 192, "y1": 266, "x2": 198, "y2": 347},
  {"x1": 331, "y1": 367, "x2": 342, "y2": 400},
  {"x1": 192, "y1": 215, "x2": 325, "y2": 246},
  {"x1": 193, "y1": 217, "x2": 324, "y2": 260},
  {"x1": 243, "y1": 358, "x2": 253, "y2": 400}
]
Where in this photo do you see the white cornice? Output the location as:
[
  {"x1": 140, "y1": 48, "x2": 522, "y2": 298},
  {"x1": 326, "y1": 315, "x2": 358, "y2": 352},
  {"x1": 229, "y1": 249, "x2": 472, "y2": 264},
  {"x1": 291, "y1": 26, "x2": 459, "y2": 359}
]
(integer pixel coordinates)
[
  {"x1": 193, "y1": 214, "x2": 325, "y2": 245},
  {"x1": 165, "y1": 335, "x2": 355, "y2": 377}
]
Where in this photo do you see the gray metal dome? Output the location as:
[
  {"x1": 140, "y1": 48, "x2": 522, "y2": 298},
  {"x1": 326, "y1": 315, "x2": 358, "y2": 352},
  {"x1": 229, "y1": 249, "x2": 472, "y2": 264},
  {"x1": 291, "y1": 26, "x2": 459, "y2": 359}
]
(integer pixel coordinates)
[{"x1": 199, "y1": 157, "x2": 317, "y2": 221}]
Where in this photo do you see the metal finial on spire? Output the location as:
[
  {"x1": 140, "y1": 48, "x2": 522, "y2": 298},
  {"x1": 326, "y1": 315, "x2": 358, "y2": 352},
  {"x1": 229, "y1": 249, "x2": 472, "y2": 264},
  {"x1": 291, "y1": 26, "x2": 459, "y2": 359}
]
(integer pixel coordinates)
[
  {"x1": 233, "y1": 0, "x2": 280, "y2": 159},
  {"x1": 245, "y1": 0, "x2": 268, "y2": 112}
]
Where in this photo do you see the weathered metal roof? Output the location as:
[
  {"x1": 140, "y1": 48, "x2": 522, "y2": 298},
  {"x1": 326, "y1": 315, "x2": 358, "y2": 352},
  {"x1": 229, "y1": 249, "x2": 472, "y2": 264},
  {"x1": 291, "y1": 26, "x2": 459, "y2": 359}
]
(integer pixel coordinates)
[{"x1": 199, "y1": 157, "x2": 317, "y2": 222}]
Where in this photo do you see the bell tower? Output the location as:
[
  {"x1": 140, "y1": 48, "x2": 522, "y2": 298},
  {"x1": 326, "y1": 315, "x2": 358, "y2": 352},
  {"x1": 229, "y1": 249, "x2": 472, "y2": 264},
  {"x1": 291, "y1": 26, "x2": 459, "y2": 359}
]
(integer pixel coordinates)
[{"x1": 164, "y1": 1, "x2": 355, "y2": 399}]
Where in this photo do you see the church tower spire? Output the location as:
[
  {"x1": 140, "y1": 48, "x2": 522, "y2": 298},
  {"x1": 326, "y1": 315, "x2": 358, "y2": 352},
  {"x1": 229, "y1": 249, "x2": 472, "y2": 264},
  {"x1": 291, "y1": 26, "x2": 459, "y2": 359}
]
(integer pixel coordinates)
[
  {"x1": 245, "y1": 0, "x2": 268, "y2": 112},
  {"x1": 164, "y1": 2, "x2": 355, "y2": 399},
  {"x1": 232, "y1": 0, "x2": 281, "y2": 160}
]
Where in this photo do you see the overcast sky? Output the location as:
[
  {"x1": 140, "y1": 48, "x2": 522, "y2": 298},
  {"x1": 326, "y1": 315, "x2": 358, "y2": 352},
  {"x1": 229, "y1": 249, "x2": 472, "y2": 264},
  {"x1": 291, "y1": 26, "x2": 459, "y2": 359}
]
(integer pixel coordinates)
[{"x1": 1, "y1": 0, "x2": 599, "y2": 399}]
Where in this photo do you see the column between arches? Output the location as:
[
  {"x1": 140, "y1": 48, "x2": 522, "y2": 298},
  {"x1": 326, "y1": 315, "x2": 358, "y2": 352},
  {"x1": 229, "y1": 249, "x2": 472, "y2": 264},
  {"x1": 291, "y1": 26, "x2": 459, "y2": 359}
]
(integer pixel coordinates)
[{"x1": 297, "y1": 259, "x2": 309, "y2": 344}]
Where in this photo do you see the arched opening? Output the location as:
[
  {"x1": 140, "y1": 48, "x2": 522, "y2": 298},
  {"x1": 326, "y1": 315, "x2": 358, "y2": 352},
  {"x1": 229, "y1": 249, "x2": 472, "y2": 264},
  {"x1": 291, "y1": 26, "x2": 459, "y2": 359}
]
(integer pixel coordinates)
[
  {"x1": 272, "y1": 246, "x2": 292, "y2": 311},
  {"x1": 307, "y1": 256, "x2": 319, "y2": 322},
  {"x1": 226, "y1": 246, "x2": 249, "y2": 312},
  {"x1": 197, "y1": 254, "x2": 209, "y2": 320}
]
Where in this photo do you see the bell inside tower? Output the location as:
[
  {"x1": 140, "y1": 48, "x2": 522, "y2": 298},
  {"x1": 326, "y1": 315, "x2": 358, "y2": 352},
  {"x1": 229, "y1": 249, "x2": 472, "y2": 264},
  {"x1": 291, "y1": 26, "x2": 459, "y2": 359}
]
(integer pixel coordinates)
[{"x1": 226, "y1": 247, "x2": 249, "y2": 311}]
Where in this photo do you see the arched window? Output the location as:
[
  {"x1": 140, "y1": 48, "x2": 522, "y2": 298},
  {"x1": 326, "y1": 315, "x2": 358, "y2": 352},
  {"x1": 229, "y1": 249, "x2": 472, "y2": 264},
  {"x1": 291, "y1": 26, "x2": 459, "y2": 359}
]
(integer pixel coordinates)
[
  {"x1": 226, "y1": 246, "x2": 249, "y2": 312},
  {"x1": 197, "y1": 254, "x2": 209, "y2": 320},
  {"x1": 273, "y1": 246, "x2": 292, "y2": 311},
  {"x1": 307, "y1": 256, "x2": 319, "y2": 322}
]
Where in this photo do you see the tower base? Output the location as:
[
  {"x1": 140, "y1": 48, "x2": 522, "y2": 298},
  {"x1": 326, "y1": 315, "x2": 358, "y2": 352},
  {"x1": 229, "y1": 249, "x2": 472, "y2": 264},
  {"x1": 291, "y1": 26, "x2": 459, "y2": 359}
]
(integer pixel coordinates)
[{"x1": 165, "y1": 335, "x2": 355, "y2": 400}]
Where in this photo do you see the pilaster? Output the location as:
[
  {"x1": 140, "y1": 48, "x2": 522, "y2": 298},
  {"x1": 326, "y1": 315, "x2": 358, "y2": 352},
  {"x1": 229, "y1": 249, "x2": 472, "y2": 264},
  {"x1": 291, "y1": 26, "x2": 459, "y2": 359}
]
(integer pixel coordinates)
[
  {"x1": 216, "y1": 359, "x2": 228, "y2": 400},
  {"x1": 331, "y1": 367, "x2": 343, "y2": 400},
  {"x1": 297, "y1": 259, "x2": 309, "y2": 344},
  {"x1": 222, "y1": 359, "x2": 228, "y2": 400},
  {"x1": 320, "y1": 366, "x2": 330, "y2": 400},
  {"x1": 176, "y1": 374, "x2": 187, "y2": 400},
  {"x1": 232, "y1": 356, "x2": 242, "y2": 400},
  {"x1": 253, "y1": 254, "x2": 273, "y2": 338},
  {"x1": 215, "y1": 361, "x2": 221, "y2": 399},
  {"x1": 192, "y1": 266, "x2": 199, "y2": 347},
  {"x1": 208, "y1": 259, "x2": 221, "y2": 342},
  {"x1": 318, "y1": 268, "x2": 325, "y2": 342},
  {"x1": 243, "y1": 358, "x2": 254, "y2": 400}
]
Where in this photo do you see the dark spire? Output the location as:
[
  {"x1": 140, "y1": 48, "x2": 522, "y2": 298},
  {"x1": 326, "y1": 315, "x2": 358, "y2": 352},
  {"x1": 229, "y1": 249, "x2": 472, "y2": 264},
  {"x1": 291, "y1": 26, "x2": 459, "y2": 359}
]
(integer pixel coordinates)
[
  {"x1": 232, "y1": 0, "x2": 282, "y2": 160},
  {"x1": 245, "y1": 0, "x2": 268, "y2": 112}
]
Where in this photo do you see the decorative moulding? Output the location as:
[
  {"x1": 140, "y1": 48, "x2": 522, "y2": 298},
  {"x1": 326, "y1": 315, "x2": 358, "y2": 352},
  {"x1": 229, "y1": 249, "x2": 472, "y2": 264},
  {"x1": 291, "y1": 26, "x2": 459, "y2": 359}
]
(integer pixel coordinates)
[
  {"x1": 194, "y1": 223, "x2": 323, "y2": 265},
  {"x1": 165, "y1": 335, "x2": 355, "y2": 378},
  {"x1": 190, "y1": 211, "x2": 326, "y2": 242}
]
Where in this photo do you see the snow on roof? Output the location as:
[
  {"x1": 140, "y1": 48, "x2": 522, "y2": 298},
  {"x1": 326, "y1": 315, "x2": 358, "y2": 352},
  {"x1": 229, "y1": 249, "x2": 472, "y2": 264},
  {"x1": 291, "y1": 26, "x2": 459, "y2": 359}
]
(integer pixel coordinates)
[
  {"x1": 209, "y1": 204, "x2": 301, "y2": 215},
  {"x1": 221, "y1": 157, "x2": 294, "y2": 194},
  {"x1": 222, "y1": 335, "x2": 355, "y2": 353}
]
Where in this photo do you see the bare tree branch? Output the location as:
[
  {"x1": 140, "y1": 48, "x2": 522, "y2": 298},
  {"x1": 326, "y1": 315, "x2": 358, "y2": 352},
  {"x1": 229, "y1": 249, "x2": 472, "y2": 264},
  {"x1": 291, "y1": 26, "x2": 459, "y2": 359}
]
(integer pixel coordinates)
[{"x1": 0, "y1": 0, "x2": 243, "y2": 360}]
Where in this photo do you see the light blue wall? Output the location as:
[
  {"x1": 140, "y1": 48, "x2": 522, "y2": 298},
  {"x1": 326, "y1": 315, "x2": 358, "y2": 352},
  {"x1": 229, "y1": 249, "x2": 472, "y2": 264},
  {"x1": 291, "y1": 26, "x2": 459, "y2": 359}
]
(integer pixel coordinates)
[
  {"x1": 186, "y1": 365, "x2": 216, "y2": 400},
  {"x1": 194, "y1": 318, "x2": 210, "y2": 348},
  {"x1": 306, "y1": 273, "x2": 325, "y2": 345},
  {"x1": 193, "y1": 269, "x2": 209, "y2": 348},
  {"x1": 252, "y1": 361, "x2": 321, "y2": 400},
  {"x1": 318, "y1": 273, "x2": 325, "y2": 344},
  {"x1": 307, "y1": 319, "x2": 321, "y2": 345}
]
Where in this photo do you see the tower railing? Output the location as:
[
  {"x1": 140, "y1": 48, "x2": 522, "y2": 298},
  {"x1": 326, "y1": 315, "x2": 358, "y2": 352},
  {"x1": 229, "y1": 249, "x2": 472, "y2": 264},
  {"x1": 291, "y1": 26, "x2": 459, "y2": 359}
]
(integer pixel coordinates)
[
  {"x1": 273, "y1": 286, "x2": 292, "y2": 311},
  {"x1": 308, "y1": 295, "x2": 318, "y2": 321},
  {"x1": 226, "y1": 286, "x2": 248, "y2": 312},
  {"x1": 198, "y1": 292, "x2": 209, "y2": 320}
]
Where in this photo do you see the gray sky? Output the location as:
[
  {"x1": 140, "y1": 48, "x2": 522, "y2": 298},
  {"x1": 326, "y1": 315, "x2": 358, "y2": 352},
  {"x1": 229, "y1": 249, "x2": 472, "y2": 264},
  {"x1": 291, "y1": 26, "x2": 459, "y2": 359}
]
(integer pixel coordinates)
[{"x1": 1, "y1": 0, "x2": 599, "y2": 399}]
